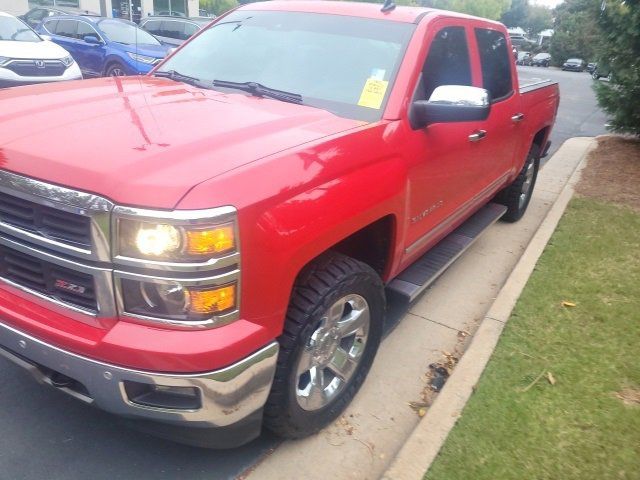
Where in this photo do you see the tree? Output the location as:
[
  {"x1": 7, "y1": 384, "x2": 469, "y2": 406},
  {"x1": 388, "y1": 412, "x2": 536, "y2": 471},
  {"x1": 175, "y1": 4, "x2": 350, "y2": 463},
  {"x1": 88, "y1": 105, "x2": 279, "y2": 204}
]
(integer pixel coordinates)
[
  {"x1": 501, "y1": 0, "x2": 529, "y2": 28},
  {"x1": 419, "y1": 0, "x2": 511, "y2": 20},
  {"x1": 550, "y1": 0, "x2": 602, "y2": 65},
  {"x1": 200, "y1": 0, "x2": 239, "y2": 15},
  {"x1": 594, "y1": 0, "x2": 640, "y2": 136},
  {"x1": 522, "y1": 5, "x2": 553, "y2": 35}
]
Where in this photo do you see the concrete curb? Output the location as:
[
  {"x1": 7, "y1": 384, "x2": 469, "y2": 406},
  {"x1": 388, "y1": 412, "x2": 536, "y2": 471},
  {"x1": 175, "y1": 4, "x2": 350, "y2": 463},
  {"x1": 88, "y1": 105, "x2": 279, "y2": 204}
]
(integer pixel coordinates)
[{"x1": 381, "y1": 138, "x2": 597, "y2": 480}]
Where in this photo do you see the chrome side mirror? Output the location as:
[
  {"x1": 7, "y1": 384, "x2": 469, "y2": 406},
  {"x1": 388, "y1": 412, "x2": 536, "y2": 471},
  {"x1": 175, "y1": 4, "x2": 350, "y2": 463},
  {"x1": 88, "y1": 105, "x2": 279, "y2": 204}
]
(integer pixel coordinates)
[{"x1": 410, "y1": 85, "x2": 491, "y2": 129}]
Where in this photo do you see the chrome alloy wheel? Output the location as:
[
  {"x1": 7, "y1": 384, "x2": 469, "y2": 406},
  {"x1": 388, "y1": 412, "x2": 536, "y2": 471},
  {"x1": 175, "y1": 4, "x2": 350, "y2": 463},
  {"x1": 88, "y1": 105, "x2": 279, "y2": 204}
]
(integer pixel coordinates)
[
  {"x1": 519, "y1": 159, "x2": 535, "y2": 209},
  {"x1": 295, "y1": 294, "x2": 370, "y2": 411}
]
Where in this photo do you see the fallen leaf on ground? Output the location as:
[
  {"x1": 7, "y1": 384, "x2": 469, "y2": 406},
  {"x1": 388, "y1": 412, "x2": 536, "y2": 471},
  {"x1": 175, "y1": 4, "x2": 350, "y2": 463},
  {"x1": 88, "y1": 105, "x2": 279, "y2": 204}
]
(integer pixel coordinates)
[
  {"x1": 562, "y1": 301, "x2": 577, "y2": 307},
  {"x1": 547, "y1": 372, "x2": 556, "y2": 385},
  {"x1": 418, "y1": 408, "x2": 426, "y2": 417},
  {"x1": 616, "y1": 388, "x2": 640, "y2": 406}
]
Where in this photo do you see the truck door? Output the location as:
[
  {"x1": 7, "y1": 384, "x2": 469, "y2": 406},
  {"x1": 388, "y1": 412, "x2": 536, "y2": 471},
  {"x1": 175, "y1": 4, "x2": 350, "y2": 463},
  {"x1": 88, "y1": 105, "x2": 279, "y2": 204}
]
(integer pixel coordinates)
[
  {"x1": 470, "y1": 27, "x2": 522, "y2": 188},
  {"x1": 403, "y1": 22, "x2": 488, "y2": 258}
]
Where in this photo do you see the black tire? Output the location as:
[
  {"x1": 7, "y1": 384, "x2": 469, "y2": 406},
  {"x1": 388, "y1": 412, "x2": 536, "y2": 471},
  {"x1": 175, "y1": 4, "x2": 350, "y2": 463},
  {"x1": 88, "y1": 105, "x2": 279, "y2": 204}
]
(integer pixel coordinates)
[
  {"x1": 495, "y1": 143, "x2": 540, "y2": 223},
  {"x1": 264, "y1": 252, "x2": 385, "y2": 438},
  {"x1": 105, "y1": 62, "x2": 127, "y2": 77}
]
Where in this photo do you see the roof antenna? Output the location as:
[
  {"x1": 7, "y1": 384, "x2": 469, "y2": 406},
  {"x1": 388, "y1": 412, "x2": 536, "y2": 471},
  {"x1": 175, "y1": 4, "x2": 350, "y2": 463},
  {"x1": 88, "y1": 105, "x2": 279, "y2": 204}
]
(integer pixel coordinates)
[{"x1": 381, "y1": 0, "x2": 396, "y2": 13}]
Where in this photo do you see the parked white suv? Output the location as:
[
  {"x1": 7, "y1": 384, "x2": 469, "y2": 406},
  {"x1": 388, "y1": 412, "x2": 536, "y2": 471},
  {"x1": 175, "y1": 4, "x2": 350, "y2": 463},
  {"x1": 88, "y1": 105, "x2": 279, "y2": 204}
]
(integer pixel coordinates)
[{"x1": 0, "y1": 11, "x2": 82, "y2": 88}]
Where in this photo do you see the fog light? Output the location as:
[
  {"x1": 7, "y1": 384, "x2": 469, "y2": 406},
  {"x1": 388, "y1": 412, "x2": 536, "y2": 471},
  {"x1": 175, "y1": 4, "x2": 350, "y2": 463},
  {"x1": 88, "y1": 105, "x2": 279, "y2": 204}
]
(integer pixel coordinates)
[{"x1": 124, "y1": 381, "x2": 201, "y2": 410}]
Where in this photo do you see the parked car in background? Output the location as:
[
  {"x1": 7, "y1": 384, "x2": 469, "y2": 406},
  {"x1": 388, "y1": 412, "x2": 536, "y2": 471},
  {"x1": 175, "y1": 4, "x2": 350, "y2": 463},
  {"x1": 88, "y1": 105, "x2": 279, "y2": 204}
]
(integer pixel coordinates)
[
  {"x1": 0, "y1": 12, "x2": 81, "y2": 88},
  {"x1": 139, "y1": 16, "x2": 211, "y2": 46},
  {"x1": 531, "y1": 52, "x2": 551, "y2": 67},
  {"x1": 562, "y1": 58, "x2": 585, "y2": 72},
  {"x1": 592, "y1": 64, "x2": 612, "y2": 81},
  {"x1": 19, "y1": 6, "x2": 99, "y2": 29},
  {"x1": 517, "y1": 51, "x2": 532, "y2": 66},
  {"x1": 156, "y1": 11, "x2": 186, "y2": 17},
  {"x1": 37, "y1": 16, "x2": 171, "y2": 77},
  {"x1": 586, "y1": 62, "x2": 597, "y2": 73}
]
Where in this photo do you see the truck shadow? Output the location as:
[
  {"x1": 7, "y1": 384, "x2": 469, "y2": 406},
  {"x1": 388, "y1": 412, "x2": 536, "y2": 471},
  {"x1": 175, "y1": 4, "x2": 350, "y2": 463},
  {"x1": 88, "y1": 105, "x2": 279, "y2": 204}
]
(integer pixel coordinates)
[
  {"x1": 0, "y1": 364, "x2": 280, "y2": 480},
  {"x1": 0, "y1": 295, "x2": 413, "y2": 480}
]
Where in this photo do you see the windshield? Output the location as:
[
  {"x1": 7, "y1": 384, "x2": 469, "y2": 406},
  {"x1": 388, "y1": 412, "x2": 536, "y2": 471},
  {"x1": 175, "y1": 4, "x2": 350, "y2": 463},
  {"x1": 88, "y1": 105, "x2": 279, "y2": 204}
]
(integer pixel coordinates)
[
  {"x1": 98, "y1": 19, "x2": 160, "y2": 45},
  {"x1": 157, "y1": 11, "x2": 415, "y2": 122},
  {"x1": 0, "y1": 16, "x2": 40, "y2": 42}
]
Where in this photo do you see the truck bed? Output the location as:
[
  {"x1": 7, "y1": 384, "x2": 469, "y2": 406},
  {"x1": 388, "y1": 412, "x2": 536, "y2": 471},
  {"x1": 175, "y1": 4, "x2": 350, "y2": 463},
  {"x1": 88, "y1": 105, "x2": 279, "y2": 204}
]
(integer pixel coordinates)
[{"x1": 518, "y1": 71, "x2": 557, "y2": 94}]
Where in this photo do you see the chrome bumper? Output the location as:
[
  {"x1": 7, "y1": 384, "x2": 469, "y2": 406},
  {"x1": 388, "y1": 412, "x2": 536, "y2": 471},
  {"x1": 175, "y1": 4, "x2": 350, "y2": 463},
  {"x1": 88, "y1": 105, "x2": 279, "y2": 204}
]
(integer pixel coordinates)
[{"x1": 0, "y1": 320, "x2": 278, "y2": 429}]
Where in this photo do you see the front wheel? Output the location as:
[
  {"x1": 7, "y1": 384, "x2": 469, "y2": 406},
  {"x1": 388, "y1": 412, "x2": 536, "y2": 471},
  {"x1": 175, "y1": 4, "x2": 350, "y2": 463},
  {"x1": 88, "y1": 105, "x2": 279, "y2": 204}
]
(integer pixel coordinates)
[
  {"x1": 105, "y1": 62, "x2": 127, "y2": 77},
  {"x1": 264, "y1": 253, "x2": 385, "y2": 438},
  {"x1": 495, "y1": 143, "x2": 540, "y2": 223}
]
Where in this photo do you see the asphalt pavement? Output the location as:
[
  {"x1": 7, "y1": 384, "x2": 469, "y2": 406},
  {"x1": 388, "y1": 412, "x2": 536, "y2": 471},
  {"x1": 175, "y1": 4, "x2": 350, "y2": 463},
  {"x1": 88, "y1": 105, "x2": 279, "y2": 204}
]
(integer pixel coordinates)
[
  {"x1": 0, "y1": 67, "x2": 609, "y2": 480},
  {"x1": 519, "y1": 66, "x2": 609, "y2": 158}
]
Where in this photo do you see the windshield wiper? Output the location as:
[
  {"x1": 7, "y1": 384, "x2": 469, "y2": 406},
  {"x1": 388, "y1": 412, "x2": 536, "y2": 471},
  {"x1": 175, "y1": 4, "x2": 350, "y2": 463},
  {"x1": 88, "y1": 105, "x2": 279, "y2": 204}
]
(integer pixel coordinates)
[
  {"x1": 154, "y1": 70, "x2": 204, "y2": 88},
  {"x1": 212, "y1": 80, "x2": 303, "y2": 105}
]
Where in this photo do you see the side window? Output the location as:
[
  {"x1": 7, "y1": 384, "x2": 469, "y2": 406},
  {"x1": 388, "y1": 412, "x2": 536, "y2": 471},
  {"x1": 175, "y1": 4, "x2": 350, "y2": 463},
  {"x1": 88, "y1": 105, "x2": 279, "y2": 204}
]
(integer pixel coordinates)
[
  {"x1": 474, "y1": 28, "x2": 513, "y2": 101},
  {"x1": 162, "y1": 20, "x2": 182, "y2": 39},
  {"x1": 42, "y1": 19, "x2": 57, "y2": 34},
  {"x1": 77, "y1": 21, "x2": 98, "y2": 41},
  {"x1": 420, "y1": 26, "x2": 472, "y2": 101},
  {"x1": 184, "y1": 22, "x2": 198, "y2": 39},
  {"x1": 56, "y1": 19, "x2": 77, "y2": 39},
  {"x1": 184, "y1": 23, "x2": 199, "y2": 40},
  {"x1": 143, "y1": 20, "x2": 161, "y2": 35}
]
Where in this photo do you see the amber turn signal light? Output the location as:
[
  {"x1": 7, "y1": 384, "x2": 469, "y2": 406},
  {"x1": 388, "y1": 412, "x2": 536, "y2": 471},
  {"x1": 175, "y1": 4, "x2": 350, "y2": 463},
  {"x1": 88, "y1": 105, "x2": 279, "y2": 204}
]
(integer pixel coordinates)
[
  {"x1": 185, "y1": 224, "x2": 235, "y2": 256},
  {"x1": 188, "y1": 285, "x2": 236, "y2": 314}
]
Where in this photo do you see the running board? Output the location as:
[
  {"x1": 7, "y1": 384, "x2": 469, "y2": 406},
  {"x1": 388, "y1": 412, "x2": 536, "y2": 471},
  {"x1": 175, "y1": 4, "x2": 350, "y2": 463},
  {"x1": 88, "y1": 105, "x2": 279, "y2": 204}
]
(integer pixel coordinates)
[{"x1": 387, "y1": 203, "x2": 507, "y2": 302}]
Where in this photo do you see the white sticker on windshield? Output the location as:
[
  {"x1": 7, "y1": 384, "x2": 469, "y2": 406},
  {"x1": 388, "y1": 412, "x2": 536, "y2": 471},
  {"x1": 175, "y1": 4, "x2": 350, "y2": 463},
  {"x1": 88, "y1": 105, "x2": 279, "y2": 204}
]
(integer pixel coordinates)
[{"x1": 370, "y1": 68, "x2": 386, "y2": 81}]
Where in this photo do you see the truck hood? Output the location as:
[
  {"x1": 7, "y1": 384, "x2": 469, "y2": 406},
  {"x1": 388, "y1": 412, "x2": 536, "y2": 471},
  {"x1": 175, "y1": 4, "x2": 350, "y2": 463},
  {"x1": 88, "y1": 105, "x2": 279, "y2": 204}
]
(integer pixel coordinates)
[
  {"x1": 0, "y1": 39, "x2": 70, "y2": 60},
  {"x1": 0, "y1": 76, "x2": 361, "y2": 209}
]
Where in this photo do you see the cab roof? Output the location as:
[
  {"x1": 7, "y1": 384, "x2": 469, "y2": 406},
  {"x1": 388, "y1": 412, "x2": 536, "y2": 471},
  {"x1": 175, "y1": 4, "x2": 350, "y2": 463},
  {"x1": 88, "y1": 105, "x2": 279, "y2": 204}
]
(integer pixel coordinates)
[
  {"x1": 237, "y1": 0, "x2": 434, "y2": 23},
  {"x1": 237, "y1": 1, "x2": 502, "y2": 25}
]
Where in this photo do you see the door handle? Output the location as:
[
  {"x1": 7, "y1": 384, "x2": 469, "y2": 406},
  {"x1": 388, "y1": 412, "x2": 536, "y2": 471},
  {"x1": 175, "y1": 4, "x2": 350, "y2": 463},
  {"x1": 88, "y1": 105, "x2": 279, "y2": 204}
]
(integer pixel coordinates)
[
  {"x1": 511, "y1": 113, "x2": 525, "y2": 122},
  {"x1": 468, "y1": 130, "x2": 487, "y2": 142}
]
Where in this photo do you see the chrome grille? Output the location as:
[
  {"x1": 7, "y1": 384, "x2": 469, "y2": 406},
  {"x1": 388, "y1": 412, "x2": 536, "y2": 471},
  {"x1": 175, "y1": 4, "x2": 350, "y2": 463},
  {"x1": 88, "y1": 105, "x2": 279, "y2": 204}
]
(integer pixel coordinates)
[
  {"x1": 0, "y1": 244, "x2": 97, "y2": 311},
  {"x1": 0, "y1": 191, "x2": 91, "y2": 248},
  {"x1": 4, "y1": 60, "x2": 66, "y2": 78}
]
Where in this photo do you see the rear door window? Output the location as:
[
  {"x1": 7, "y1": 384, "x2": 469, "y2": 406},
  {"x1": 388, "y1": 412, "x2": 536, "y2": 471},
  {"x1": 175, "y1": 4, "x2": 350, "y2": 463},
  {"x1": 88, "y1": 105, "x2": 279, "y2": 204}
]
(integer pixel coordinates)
[{"x1": 474, "y1": 28, "x2": 513, "y2": 102}]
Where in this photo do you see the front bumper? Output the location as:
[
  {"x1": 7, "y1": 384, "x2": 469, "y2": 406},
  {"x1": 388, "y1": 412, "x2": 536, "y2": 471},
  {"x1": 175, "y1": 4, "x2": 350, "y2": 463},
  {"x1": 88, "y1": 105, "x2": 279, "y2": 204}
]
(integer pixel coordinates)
[{"x1": 0, "y1": 319, "x2": 278, "y2": 444}]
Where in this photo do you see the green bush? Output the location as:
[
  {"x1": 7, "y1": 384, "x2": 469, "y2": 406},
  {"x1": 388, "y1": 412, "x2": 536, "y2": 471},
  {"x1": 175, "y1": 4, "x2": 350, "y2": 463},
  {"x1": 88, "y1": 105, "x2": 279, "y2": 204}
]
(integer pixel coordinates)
[{"x1": 594, "y1": 0, "x2": 640, "y2": 136}]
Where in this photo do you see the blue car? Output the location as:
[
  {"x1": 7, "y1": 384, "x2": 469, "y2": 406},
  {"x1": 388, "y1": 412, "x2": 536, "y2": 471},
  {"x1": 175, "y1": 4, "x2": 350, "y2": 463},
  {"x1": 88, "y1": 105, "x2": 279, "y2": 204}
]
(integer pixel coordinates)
[{"x1": 37, "y1": 16, "x2": 171, "y2": 77}]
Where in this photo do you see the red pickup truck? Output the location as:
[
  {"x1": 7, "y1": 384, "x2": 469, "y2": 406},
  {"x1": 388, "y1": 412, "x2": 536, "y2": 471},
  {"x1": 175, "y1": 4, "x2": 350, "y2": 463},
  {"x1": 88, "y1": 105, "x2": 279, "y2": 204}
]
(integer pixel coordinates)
[{"x1": 0, "y1": 1, "x2": 558, "y2": 447}]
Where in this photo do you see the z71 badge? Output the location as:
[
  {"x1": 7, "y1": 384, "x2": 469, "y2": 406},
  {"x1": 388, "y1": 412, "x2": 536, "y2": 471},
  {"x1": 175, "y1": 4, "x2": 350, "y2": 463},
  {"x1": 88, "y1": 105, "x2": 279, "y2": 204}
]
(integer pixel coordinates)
[{"x1": 54, "y1": 279, "x2": 86, "y2": 295}]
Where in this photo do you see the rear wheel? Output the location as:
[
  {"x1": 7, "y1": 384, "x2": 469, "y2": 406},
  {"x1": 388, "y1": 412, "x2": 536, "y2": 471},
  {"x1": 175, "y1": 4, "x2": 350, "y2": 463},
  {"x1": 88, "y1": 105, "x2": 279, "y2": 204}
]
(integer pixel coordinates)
[
  {"x1": 264, "y1": 252, "x2": 384, "y2": 438},
  {"x1": 495, "y1": 143, "x2": 540, "y2": 223}
]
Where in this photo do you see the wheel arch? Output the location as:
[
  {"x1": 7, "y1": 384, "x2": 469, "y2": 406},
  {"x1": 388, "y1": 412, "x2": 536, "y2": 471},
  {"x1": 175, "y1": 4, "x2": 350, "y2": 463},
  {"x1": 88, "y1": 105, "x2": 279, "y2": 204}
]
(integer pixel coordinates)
[{"x1": 296, "y1": 214, "x2": 397, "y2": 284}]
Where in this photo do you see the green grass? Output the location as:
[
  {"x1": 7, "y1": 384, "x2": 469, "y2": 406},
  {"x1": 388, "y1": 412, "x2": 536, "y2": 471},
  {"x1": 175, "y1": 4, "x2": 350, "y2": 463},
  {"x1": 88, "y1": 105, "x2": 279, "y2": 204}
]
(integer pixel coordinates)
[{"x1": 425, "y1": 197, "x2": 640, "y2": 480}]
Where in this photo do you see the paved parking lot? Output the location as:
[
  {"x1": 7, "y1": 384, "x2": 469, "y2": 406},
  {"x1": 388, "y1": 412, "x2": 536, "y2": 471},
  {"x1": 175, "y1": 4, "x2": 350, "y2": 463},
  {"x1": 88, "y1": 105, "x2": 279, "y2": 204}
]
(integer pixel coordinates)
[{"x1": 0, "y1": 67, "x2": 608, "y2": 480}]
